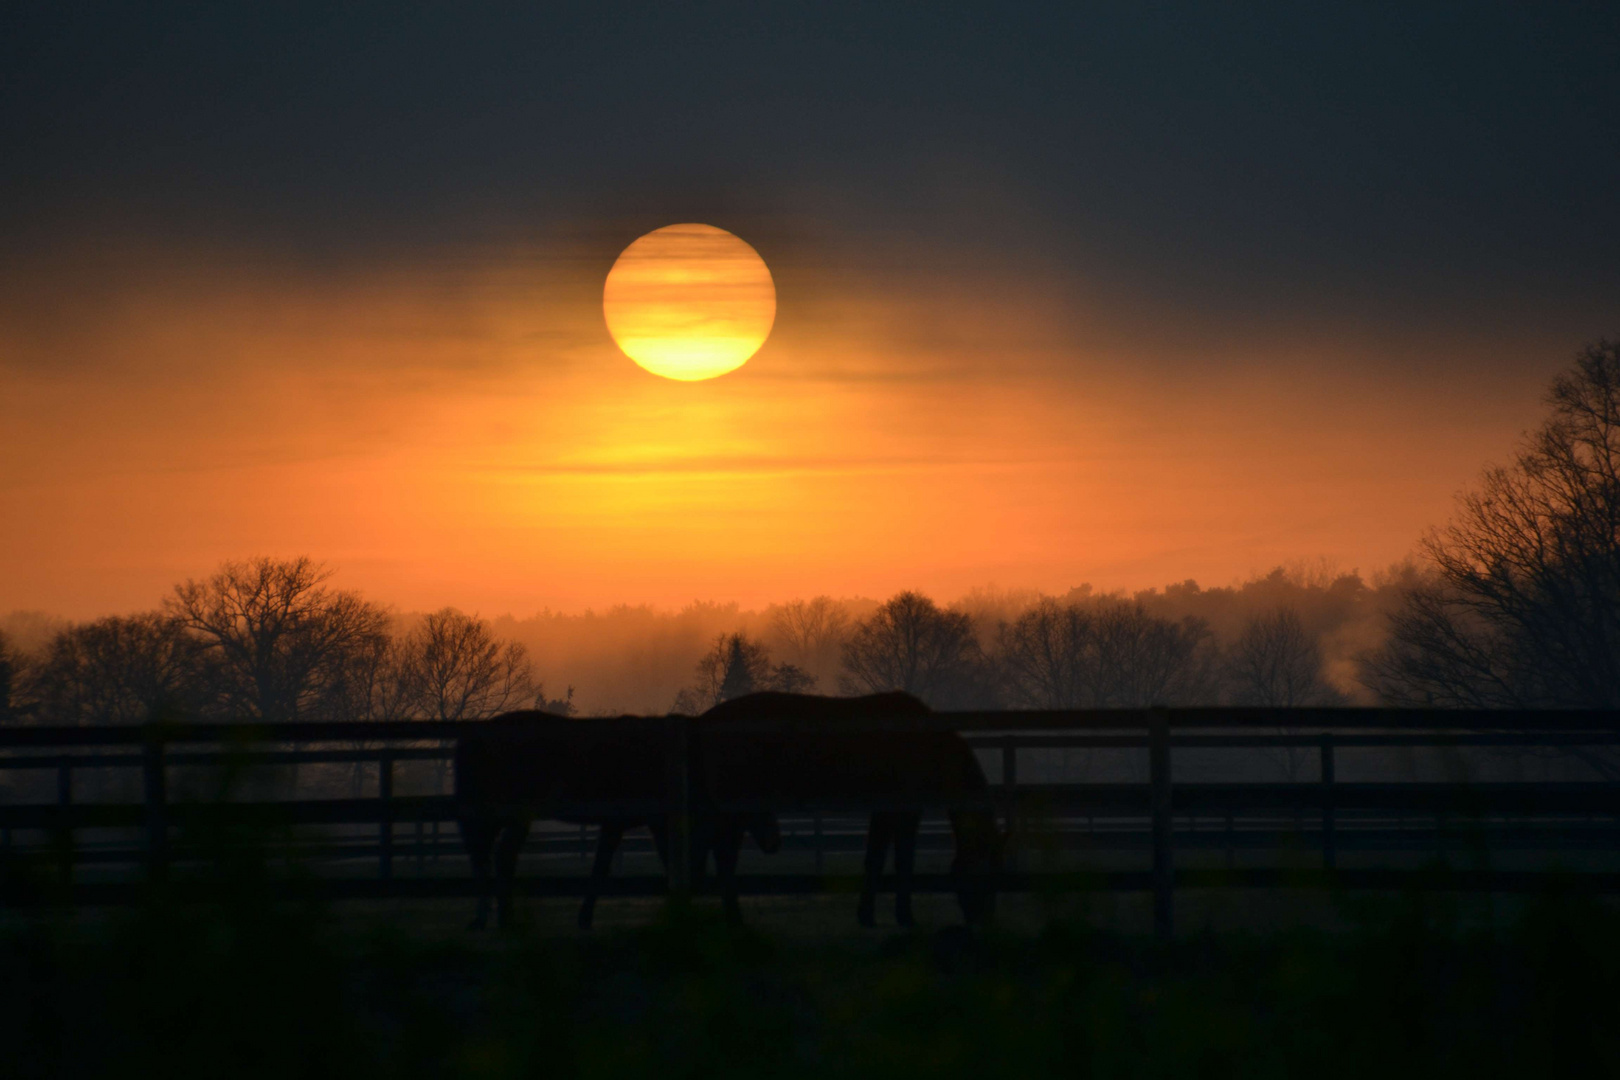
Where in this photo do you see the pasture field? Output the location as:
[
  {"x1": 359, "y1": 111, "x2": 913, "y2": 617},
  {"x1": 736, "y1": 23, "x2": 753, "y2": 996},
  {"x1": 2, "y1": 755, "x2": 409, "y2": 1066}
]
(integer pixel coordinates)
[{"x1": 3, "y1": 886, "x2": 1617, "y2": 1079}]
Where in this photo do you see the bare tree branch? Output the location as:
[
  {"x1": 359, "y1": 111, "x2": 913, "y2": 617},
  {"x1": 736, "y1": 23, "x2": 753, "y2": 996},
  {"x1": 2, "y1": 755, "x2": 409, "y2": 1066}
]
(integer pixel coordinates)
[
  {"x1": 166, "y1": 557, "x2": 390, "y2": 722},
  {"x1": 1365, "y1": 339, "x2": 1620, "y2": 735},
  {"x1": 841, "y1": 592, "x2": 984, "y2": 706}
]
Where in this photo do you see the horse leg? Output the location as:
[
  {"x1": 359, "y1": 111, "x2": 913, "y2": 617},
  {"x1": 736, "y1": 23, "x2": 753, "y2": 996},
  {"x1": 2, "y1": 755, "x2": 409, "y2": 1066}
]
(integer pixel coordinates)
[
  {"x1": 492, "y1": 819, "x2": 530, "y2": 930},
  {"x1": 713, "y1": 816, "x2": 745, "y2": 925},
  {"x1": 460, "y1": 814, "x2": 496, "y2": 931},
  {"x1": 579, "y1": 821, "x2": 624, "y2": 930},
  {"x1": 893, "y1": 812, "x2": 921, "y2": 928},
  {"x1": 651, "y1": 816, "x2": 705, "y2": 882},
  {"x1": 858, "y1": 812, "x2": 895, "y2": 928}
]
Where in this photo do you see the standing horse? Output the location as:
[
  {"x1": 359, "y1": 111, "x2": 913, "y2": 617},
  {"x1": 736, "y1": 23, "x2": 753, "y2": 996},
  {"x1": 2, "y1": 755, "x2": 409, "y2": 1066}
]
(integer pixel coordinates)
[
  {"x1": 698, "y1": 691, "x2": 1005, "y2": 927},
  {"x1": 455, "y1": 713, "x2": 779, "y2": 930}
]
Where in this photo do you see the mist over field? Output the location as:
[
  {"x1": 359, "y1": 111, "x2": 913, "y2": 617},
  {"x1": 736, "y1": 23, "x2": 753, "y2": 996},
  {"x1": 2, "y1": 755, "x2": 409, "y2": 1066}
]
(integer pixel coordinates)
[
  {"x1": 1, "y1": 559, "x2": 1411, "y2": 719},
  {"x1": 486, "y1": 566, "x2": 1399, "y2": 715}
]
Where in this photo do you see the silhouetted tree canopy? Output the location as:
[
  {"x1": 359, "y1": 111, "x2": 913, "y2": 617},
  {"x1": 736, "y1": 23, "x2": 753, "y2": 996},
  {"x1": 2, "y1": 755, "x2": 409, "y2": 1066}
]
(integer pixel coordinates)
[
  {"x1": 841, "y1": 592, "x2": 983, "y2": 706},
  {"x1": 1227, "y1": 608, "x2": 1343, "y2": 707},
  {"x1": 998, "y1": 598, "x2": 1213, "y2": 708},
  {"x1": 997, "y1": 599, "x2": 1095, "y2": 708},
  {"x1": 395, "y1": 608, "x2": 543, "y2": 721},
  {"x1": 1367, "y1": 340, "x2": 1620, "y2": 708},
  {"x1": 166, "y1": 557, "x2": 391, "y2": 722},
  {"x1": 3, "y1": 563, "x2": 564, "y2": 726},
  {"x1": 0, "y1": 630, "x2": 18, "y2": 720},
  {"x1": 767, "y1": 596, "x2": 851, "y2": 686},
  {"x1": 23, "y1": 613, "x2": 207, "y2": 724}
]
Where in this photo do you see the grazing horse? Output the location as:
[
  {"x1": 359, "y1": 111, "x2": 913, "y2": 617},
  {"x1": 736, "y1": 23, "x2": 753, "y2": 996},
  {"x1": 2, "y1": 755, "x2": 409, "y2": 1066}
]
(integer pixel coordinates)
[
  {"x1": 697, "y1": 691, "x2": 1005, "y2": 927},
  {"x1": 454, "y1": 713, "x2": 780, "y2": 930}
]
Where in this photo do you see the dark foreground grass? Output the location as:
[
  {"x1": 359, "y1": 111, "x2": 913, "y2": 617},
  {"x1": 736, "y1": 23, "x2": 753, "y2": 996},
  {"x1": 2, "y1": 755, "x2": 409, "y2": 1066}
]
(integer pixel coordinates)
[{"x1": 3, "y1": 887, "x2": 1618, "y2": 1078}]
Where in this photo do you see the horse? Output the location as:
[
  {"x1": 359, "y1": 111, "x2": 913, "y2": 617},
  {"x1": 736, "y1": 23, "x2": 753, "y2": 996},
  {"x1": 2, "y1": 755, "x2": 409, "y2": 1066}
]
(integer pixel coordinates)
[
  {"x1": 697, "y1": 691, "x2": 1005, "y2": 927},
  {"x1": 454, "y1": 712, "x2": 780, "y2": 930}
]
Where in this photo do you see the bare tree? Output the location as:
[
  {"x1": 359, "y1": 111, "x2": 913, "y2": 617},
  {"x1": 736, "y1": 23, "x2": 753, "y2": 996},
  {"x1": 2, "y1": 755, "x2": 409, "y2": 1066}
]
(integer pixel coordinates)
[
  {"x1": 397, "y1": 608, "x2": 542, "y2": 721},
  {"x1": 167, "y1": 557, "x2": 390, "y2": 722},
  {"x1": 24, "y1": 613, "x2": 207, "y2": 724},
  {"x1": 1365, "y1": 341, "x2": 1620, "y2": 709},
  {"x1": 1089, "y1": 600, "x2": 1214, "y2": 707},
  {"x1": 998, "y1": 597, "x2": 1214, "y2": 708},
  {"x1": 343, "y1": 633, "x2": 416, "y2": 722},
  {"x1": 1227, "y1": 608, "x2": 1342, "y2": 707},
  {"x1": 768, "y1": 597, "x2": 850, "y2": 685},
  {"x1": 998, "y1": 599, "x2": 1096, "y2": 708},
  {"x1": 841, "y1": 591, "x2": 983, "y2": 706},
  {"x1": 1225, "y1": 608, "x2": 1345, "y2": 780},
  {"x1": 673, "y1": 632, "x2": 813, "y2": 713},
  {"x1": 0, "y1": 629, "x2": 17, "y2": 720}
]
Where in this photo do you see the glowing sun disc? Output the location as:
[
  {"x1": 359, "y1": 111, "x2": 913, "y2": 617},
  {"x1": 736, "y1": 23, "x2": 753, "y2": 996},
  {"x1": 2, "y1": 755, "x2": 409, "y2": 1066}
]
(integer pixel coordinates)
[{"x1": 603, "y1": 223, "x2": 776, "y2": 381}]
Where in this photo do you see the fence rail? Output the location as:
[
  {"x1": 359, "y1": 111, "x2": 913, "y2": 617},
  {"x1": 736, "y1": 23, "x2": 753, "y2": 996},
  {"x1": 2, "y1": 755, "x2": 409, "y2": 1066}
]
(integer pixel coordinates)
[
  {"x1": 4, "y1": 706, "x2": 1620, "y2": 747},
  {"x1": 1, "y1": 707, "x2": 1618, "y2": 938}
]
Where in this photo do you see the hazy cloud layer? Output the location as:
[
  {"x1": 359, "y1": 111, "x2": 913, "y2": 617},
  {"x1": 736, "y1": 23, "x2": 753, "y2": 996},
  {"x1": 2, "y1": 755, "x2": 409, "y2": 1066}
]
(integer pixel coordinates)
[{"x1": 3, "y1": 5, "x2": 1615, "y2": 616}]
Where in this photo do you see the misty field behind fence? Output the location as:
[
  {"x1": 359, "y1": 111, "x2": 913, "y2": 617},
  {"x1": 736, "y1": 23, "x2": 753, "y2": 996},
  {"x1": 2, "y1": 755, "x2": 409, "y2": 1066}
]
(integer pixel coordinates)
[{"x1": 1, "y1": 708, "x2": 1617, "y2": 940}]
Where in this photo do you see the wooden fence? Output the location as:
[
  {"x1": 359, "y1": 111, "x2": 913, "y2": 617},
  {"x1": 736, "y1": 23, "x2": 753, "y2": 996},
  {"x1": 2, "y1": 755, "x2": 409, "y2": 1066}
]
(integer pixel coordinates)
[{"x1": 1, "y1": 708, "x2": 1618, "y2": 938}]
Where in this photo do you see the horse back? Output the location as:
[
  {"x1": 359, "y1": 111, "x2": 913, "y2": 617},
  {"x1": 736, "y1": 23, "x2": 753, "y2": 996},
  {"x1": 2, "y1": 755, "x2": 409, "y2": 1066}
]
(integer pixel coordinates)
[
  {"x1": 455, "y1": 712, "x2": 668, "y2": 818},
  {"x1": 697, "y1": 693, "x2": 989, "y2": 807}
]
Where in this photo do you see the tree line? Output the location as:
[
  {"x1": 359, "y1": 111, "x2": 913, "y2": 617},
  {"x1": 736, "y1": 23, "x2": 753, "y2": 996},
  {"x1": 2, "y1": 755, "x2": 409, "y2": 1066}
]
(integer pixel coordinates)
[
  {"x1": 0, "y1": 560, "x2": 1380, "y2": 723},
  {"x1": 0, "y1": 558, "x2": 572, "y2": 725},
  {"x1": 6, "y1": 339, "x2": 1620, "y2": 723},
  {"x1": 669, "y1": 590, "x2": 1348, "y2": 713}
]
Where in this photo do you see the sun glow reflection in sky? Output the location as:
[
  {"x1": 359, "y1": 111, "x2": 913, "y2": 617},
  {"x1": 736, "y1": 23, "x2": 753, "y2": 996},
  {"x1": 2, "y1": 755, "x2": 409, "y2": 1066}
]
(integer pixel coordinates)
[{"x1": 0, "y1": 239, "x2": 1564, "y2": 618}]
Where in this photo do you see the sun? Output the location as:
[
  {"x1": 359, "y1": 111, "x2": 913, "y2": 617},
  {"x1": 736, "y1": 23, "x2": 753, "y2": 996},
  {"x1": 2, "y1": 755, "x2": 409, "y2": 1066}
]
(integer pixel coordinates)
[{"x1": 603, "y1": 223, "x2": 776, "y2": 381}]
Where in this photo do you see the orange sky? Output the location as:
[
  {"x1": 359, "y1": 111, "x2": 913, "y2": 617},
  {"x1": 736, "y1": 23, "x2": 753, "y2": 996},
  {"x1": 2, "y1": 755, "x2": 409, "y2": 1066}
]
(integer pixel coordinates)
[{"x1": 0, "y1": 236, "x2": 1569, "y2": 620}]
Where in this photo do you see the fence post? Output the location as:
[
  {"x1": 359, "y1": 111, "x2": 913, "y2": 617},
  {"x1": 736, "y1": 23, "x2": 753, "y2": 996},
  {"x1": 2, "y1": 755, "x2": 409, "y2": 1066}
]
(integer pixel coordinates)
[
  {"x1": 378, "y1": 752, "x2": 394, "y2": 881},
  {"x1": 1150, "y1": 707, "x2": 1173, "y2": 942},
  {"x1": 1001, "y1": 735, "x2": 1018, "y2": 871},
  {"x1": 812, "y1": 813, "x2": 823, "y2": 876},
  {"x1": 666, "y1": 715, "x2": 692, "y2": 898},
  {"x1": 1320, "y1": 733, "x2": 1336, "y2": 871},
  {"x1": 55, "y1": 761, "x2": 72, "y2": 887},
  {"x1": 143, "y1": 733, "x2": 167, "y2": 884}
]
